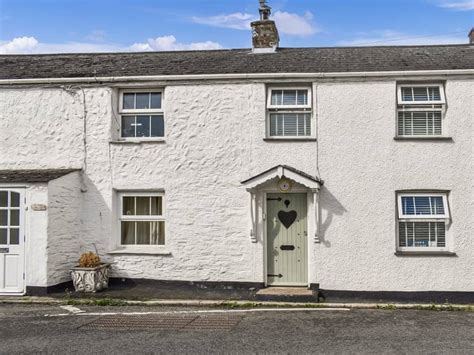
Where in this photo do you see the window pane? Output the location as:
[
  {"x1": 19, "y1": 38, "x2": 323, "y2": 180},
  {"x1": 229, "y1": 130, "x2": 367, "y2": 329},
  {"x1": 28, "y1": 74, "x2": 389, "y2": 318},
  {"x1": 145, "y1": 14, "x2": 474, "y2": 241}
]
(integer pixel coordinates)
[
  {"x1": 150, "y1": 115, "x2": 165, "y2": 137},
  {"x1": 0, "y1": 191, "x2": 7, "y2": 207},
  {"x1": 123, "y1": 93, "x2": 135, "y2": 109},
  {"x1": 151, "y1": 221, "x2": 165, "y2": 245},
  {"x1": 0, "y1": 210, "x2": 6, "y2": 226},
  {"x1": 10, "y1": 210, "x2": 19, "y2": 226},
  {"x1": 10, "y1": 228, "x2": 19, "y2": 245},
  {"x1": 136, "y1": 115, "x2": 150, "y2": 137},
  {"x1": 10, "y1": 192, "x2": 20, "y2": 207},
  {"x1": 398, "y1": 222, "x2": 406, "y2": 247},
  {"x1": 136, "y1": 222, "x2": 151, "y2": 245},
  {"x1": 122, "y1": 116, "x2": 135, "y2": 138},
  {"x1": 428, "y1": 87, "x2": 441, "y2": 101},
  {"x1": 122, "y1": 197, "x2": 135, "y2": 216},
  {"x1": 414, "y1": 197, "x2": 432, "y2": 215},
  {"x1": 151, "y1": 197, "x2": 163, "y2": 215},
  {"x1": 413, "y1": 87, "x2": 428, "y2": 101},
  {"x1": 151, "y1": 93, "x2": 162, "y2": 109},
  {"x1": 414, "y1": 222, "x2": 430, "y2": 246},
  {"x1": 431, "y1": 197, "x2": 445, "y2": 215},
  {"x1": 271, "y1": 90, "x2": 282, "y2": 105},
  {"x1": 401, "y1": 87, "x2": 413, "y2": 101},
  {"x1": 437, "y1": 222, "x2": 446, "y2": 247},
  {"x1": 283, "y1": 113, "x2": 297, "y2": 136},
  {"x1": 135, "y1": 93, "x2": 150, "y2": 109},
  {"x1": 296, "y1": 90, "x2": 308, "y2": 105},
  {"x1": 282, "y1": 90, "x2": 297, "y2": 105},
  {"x1": 136, "y1": 197, "x2": 150, "y2": 215},
  {"x1": 0, "y1": 229, "x2": 6, "y2": 244},
  {"x1": 121, "y1": 221, "x2": 135, "y2": 244}
]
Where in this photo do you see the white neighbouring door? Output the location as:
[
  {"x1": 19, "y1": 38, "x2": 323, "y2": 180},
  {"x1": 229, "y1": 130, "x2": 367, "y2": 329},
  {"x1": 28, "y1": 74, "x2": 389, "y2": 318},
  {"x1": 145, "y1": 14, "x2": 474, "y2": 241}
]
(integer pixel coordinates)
[
  {"x1": 266, "y1": 193, "x2": 308, "y2": 286},
  {"x1": 0, "y1": 189, "x2": 25, "y2": 295}
]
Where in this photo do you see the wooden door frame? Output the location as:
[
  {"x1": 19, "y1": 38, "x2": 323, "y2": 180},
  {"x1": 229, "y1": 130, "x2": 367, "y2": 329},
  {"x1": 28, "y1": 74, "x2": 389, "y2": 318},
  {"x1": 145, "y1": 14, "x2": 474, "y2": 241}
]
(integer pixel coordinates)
[
  {"x1": 0, "y1": 186, "x2": 27, "y2": 295},
  {"x1": 263, "y1": 188, "x2": 312, "y2": 288}
]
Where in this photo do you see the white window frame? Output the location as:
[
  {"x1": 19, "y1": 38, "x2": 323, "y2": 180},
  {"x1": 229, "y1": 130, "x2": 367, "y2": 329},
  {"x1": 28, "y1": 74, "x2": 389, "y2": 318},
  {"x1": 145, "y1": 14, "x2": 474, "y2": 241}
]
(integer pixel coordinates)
[
  {"x1": 119, "y1": 89, "x2": 165, "y2": 141},
  {"x1": 397, "y1": 84, "x2": 446, "y2": 105},
  {"x1": 396, "y1": 84, "x2": 447, "y2": 138},
  {"x1": 396, "y1": 192, "x2": 450, "y2": 252},
  {"x1": 118, "y1": 191, "x2": 166, "y2": 247},
  {"x1": 266, "y1": 86, "x2": 315, "y2": 139}
]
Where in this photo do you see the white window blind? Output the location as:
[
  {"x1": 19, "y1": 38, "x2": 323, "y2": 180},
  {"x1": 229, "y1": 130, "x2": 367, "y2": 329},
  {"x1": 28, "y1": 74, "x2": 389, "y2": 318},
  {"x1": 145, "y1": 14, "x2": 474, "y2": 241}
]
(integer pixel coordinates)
[
  {"x1": 397, "y1": 193, "x2": 449, "y2": 251},
  {"x1": 267, "y1": 87, "x2": 312, "y2": 138},
  {"x1": 396, "y1": 84, "x2": 445, "y2": 137}
]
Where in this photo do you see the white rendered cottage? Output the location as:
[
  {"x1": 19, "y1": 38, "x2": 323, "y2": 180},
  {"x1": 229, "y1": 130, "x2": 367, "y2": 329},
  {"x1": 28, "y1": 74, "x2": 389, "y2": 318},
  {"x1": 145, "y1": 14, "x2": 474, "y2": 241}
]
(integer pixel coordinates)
[{"x1": 0, "y1": 6, "x2": 473, "y2": 301}]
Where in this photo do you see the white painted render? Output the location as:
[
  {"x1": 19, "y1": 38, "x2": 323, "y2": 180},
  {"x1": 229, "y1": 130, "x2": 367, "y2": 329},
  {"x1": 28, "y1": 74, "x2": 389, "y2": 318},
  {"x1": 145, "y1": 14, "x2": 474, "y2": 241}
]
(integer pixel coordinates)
[{"x1": 0, "y1": 78, "x2": 472, "y2": 291}]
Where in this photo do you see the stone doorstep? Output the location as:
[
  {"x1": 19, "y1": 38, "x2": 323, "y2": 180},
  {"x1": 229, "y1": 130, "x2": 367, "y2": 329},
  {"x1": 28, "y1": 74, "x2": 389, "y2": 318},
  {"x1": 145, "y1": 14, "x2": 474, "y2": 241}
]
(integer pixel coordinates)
[{"x1": 256, "y1": 287, "x2": 313, "y2": 296}]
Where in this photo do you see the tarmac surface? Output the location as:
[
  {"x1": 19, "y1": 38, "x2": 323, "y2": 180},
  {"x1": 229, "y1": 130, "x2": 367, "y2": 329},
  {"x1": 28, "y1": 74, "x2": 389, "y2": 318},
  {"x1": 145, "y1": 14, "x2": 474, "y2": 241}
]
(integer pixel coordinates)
[{"x1": 0, "y1": 303, "x2": 473, "y2": 354}]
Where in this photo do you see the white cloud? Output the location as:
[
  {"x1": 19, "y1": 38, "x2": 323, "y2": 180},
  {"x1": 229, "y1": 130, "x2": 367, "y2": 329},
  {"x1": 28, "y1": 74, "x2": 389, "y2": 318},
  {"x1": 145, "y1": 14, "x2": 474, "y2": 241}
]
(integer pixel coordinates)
[
  {"x1": 130, "y1": 35, "x2": 222, "y2": 51},
  {"x1": 192, "y1": 11, "x2": 318, "y2": 36},
  {"x1": 0, "y1": 36, "x2": 39, "y2": 54},
  {"x1": 273, "y1": 11, "x2": 318, "y2": 36},
  {"x1": 338, "y1": 30, "x2": 466, "y2": 46},
  {"x1": 0, "y1": 35, "x2": 222, "y2": 54},
  {"x1": 437, "y1": 1, "x2": 474, "y2": 11},
  {"x1": 192, "y1": 12, "x2": 254, "y2": 30}
]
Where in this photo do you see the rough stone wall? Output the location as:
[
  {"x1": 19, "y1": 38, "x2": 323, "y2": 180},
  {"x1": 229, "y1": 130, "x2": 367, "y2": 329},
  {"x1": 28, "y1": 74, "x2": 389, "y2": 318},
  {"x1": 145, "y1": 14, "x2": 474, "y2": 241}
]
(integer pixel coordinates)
[
  {"x1": 315, "y1": 79, "x2": 474, "y2": 291},
  {"x1": 47, "y1": 171, "x2": 82, "y2": 285},
  {"x1": 1, "y1": 79, "x2": 472, "y2": 291}
]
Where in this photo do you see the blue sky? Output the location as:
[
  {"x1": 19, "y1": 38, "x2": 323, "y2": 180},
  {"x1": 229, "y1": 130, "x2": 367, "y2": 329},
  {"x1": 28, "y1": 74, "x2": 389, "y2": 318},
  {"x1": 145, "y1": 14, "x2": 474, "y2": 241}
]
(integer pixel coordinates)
[{"x1": 0, "y1": 0, "x2": 472, "y2": 53}]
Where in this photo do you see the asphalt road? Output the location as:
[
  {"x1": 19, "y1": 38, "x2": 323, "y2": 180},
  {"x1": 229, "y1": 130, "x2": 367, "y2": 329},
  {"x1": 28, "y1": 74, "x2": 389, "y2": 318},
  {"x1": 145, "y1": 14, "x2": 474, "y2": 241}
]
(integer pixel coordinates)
[{"x1": 0, "y1": 304, "x2": 473, "y2": 354}]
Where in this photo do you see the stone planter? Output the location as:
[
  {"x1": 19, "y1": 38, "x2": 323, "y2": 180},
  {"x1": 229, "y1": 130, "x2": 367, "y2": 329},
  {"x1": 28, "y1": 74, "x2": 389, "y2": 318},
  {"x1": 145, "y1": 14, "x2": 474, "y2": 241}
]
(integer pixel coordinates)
[{"x1": 70, "y1": 263, "x2": 111, "y2": 293}]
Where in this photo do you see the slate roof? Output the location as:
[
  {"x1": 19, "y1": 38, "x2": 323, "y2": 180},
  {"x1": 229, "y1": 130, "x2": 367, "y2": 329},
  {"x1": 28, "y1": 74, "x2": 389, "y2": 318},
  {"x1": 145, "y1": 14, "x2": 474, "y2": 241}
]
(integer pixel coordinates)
[
  {"x1": 0, "y1": 45, "x2": 472, "y2": 80},
  {"x1": 0, "y1": 169, "x2": 80, "y2": 183}
]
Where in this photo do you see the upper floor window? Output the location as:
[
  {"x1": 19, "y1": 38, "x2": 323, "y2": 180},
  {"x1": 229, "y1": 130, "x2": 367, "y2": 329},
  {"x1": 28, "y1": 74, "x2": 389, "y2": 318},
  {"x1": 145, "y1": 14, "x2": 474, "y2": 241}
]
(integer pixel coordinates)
[
  {"x1": 119, "y1": 90, "x2": 164, "y2": 139},
  {"x1": 397, "y1": 192, "x2": 450, "y2": 251},
  {"x1": 267, "y1": 87, "x2": 313, "y2": 139},
  {"x1": 396, "y1": 84, "x2": 446, "y2": 137}
]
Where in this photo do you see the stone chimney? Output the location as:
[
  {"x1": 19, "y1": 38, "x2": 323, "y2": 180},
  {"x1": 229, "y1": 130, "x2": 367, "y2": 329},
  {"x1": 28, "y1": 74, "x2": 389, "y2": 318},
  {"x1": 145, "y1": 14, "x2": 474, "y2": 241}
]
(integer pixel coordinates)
[
  {"x1": 251, "y1": 0, "x2": 279, "y2": 53},
  {"x1": 469, "y1": 28, "x2": 474, "y2": 44}
]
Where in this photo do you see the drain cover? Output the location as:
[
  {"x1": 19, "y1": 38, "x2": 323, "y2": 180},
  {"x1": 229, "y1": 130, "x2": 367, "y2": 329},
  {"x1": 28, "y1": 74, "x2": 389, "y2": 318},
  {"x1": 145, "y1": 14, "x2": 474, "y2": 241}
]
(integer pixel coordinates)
[{"x1": 82, "y1": 314, "x2": 242, "y2": 331}]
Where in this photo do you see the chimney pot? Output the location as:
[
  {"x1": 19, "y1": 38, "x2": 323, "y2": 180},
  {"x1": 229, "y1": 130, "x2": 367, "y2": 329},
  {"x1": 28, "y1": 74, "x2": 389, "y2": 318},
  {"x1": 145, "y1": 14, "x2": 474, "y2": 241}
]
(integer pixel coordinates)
[
  {"x1": 251, "y1": 0, "x2": 279, "y2": 53},
  {"x1": 469, "y1": 28, "x2": 474, "y2": 44}
]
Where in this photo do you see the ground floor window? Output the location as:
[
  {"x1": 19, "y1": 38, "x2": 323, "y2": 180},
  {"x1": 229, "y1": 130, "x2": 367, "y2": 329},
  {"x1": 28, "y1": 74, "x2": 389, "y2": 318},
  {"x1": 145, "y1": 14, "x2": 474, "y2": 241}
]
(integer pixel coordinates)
[
  {"x1": 119, "y1": 192, "x2": 165, "y2": 245},
  {"x1": 397, "y1": 192, "x2": 449, "y2": 251}
]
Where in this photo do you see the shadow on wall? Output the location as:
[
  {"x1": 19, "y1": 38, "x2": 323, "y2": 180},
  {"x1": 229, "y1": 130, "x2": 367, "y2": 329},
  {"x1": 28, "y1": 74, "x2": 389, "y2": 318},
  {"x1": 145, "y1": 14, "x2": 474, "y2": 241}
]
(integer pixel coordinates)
[
  {"x1": 46, "y1": 171, "x2": 112, "y2": 286},
  {"x1": 319, "y1": 186, "x2": 347, "y2": 247}
]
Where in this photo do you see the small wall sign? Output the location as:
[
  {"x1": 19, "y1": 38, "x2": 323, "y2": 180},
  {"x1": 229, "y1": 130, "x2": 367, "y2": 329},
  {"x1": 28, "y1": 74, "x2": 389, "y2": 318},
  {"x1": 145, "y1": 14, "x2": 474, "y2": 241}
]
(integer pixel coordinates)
[{"x1": 31, "y1": 204, "x2": 47, "y2": 211}]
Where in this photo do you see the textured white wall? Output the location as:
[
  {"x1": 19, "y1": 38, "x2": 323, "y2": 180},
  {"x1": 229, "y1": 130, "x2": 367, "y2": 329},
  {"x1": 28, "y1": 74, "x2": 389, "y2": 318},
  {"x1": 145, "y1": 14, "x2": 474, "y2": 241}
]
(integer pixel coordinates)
[
  {"x1": 24, "y1": 184, "x2": 48, "y2": 287},
  {"x1": 47, "y1": 171, "x2": 83, "y2": 285},
  {"x1": 315, "y1": 79, "x2": 474, "y2": 291},
  {"x1": 0, "y1": 79, "x2": 472, "y2": 291}
]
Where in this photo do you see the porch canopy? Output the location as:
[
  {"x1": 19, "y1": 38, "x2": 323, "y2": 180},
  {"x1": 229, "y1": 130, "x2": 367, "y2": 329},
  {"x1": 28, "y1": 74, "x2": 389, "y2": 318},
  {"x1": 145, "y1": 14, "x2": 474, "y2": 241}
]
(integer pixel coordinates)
[
  {"x1": 0, "y1": 169, "x2": 80, "y2": 183},
  {"x1": 241, "y1": 165, "x2": 322, "y2": 191},
  {"x1": 241, "y1": 165, "x2": 323, "y2": 243}
]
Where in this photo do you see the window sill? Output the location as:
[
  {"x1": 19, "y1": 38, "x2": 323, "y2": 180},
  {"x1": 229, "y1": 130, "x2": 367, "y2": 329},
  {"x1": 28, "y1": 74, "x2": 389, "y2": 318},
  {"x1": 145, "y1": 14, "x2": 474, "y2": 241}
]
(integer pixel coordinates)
[
  {"x1": 264, "y1": 137, "x2": 317, "y2": 142},
  {"x1": 108, "y1": 247, "x2": 171, "y2": 256},
  {"x1": 393, "y1": 136, "x2": 453, "y2": 142},
  {"x1": 394, "y1": 251, "x2": 457, "y2": 257},
  {"x1": 110, "y1": 139, "x2": 165, "y2": 145}
]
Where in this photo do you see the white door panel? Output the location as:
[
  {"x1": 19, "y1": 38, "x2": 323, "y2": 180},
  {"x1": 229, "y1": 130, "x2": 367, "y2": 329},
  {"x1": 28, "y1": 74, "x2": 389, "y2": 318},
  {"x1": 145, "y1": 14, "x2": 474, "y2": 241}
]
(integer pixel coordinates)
[{"x1": 0, "y1": 189, "x2": 25, "y2": 295}]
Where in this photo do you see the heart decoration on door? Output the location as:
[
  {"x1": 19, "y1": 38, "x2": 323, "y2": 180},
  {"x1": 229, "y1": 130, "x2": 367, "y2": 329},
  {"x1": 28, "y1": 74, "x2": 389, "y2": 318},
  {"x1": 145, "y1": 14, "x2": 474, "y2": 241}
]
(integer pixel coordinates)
[{"x1": 278, "y1": 210, "x2": 297, "y2": 229}]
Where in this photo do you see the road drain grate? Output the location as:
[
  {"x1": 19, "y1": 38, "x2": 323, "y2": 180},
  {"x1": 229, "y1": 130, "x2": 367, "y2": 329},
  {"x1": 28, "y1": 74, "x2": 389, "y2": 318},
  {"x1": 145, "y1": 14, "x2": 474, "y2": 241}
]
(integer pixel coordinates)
[{"x1": 81, "y1": 314, "x2": 242, "y2": 331}]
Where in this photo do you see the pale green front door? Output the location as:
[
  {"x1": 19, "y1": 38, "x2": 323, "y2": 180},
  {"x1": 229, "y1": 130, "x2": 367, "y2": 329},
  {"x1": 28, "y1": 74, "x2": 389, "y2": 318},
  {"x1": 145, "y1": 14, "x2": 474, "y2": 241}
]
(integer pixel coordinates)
[{"x1": 266, "y1": 193, "x2": 308, "y2": 286}]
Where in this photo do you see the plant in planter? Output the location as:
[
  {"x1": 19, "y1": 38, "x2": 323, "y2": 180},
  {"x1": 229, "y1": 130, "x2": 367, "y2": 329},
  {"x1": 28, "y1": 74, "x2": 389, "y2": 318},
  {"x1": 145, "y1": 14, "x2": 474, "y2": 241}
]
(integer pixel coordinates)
[{"x1": 71, "y1": 251, "x2": 111, "y2": 293}]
